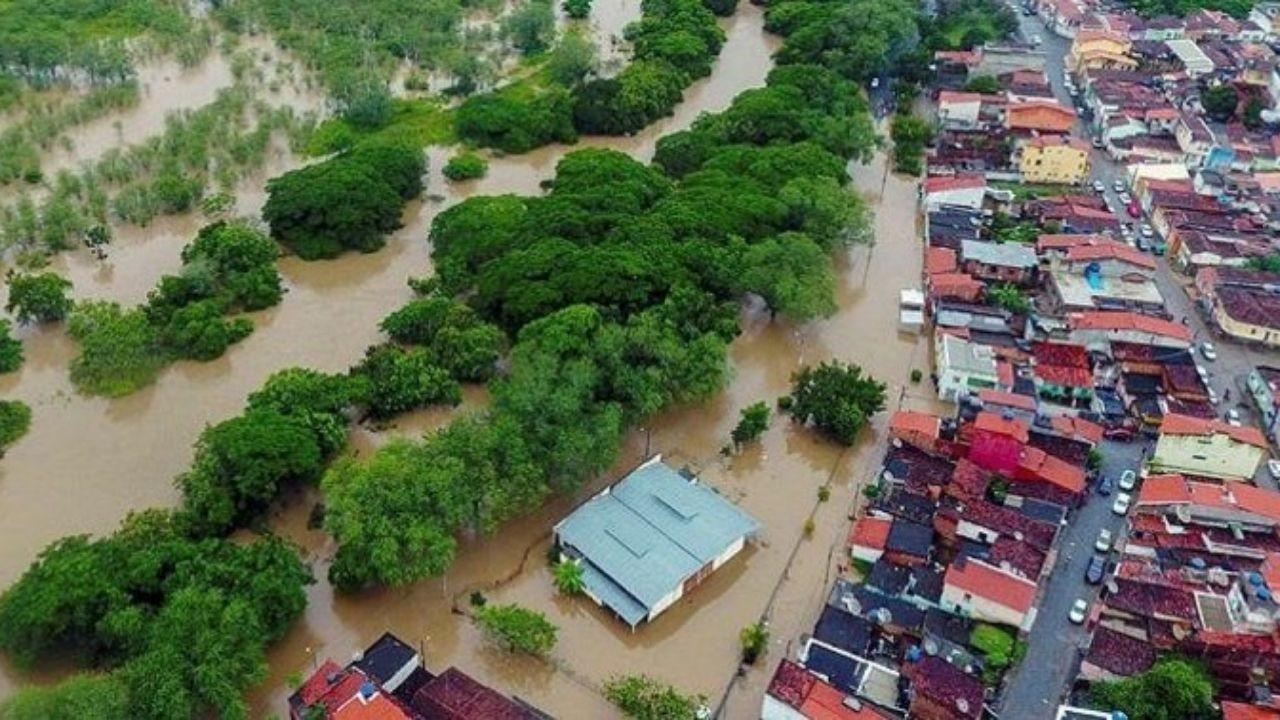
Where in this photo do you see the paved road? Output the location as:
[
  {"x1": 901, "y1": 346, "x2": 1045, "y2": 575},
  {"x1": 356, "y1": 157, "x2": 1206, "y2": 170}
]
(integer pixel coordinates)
[{"x1": 997, "y1": 440, "x2": 1147, "y2": 717}]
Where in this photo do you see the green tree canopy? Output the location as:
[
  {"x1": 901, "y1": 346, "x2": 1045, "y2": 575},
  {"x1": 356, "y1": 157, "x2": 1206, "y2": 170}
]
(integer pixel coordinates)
[
  {"x1": 5, "y1": 272, "x2": 73, "y2": 324},
  {"x1": 473, "y1": 603, "x2": 557, "y2": 655},
  {"x1": 785, "y1": 361, "x2": 887, "y2": 445},
  {"x1": 1201, "y1": 84, "x2": 1238, "y2": 122},
  {"x1": 604, "y1": 674, "x2": 706, "y2": 720},
  {"x1": 262, "y1": 155, "x2": 405, "y2": 260},
  {"x1": 1090, "y1": 656, "x2": 1215, "y2": 720},
  {"x1": 0, "y1": 318, "x2": 22, "y2": 373},
  {"x1": 0, "y1": 399, "x2": 31, "y2": 453}
]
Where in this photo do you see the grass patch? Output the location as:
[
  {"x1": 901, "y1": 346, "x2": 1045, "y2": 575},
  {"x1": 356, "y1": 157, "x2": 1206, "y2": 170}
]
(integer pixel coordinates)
[
  {"x1": 306, "y1": 98, "x2": 458, "y2": 155},
  {"x1": 992, "y1": 181, "x2": 1077, "y2": 201},
  {"x1": 970, "y1": 622, "x2": 1027, "y2": 686}
]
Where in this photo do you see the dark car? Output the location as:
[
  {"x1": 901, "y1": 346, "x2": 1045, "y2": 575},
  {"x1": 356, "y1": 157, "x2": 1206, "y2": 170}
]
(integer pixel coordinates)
[
  {"x1": 1103, "y1": 427, "x2": 1134, "y2": 441},
  {"x1": 1097, "y1": 475, "x2": 1114, "y2": 496},
  {"x1": 1086, "y1": 555, "x2": 1107, "y2": 584}
]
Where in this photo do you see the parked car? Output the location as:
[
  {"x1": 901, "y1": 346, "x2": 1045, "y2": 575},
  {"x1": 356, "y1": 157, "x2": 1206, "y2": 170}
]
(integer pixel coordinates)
[
  {"x1": 1097, "y1": 475, "x2": 1114, "y2": 496},
  {"x1": 1095, "y1": 528, "x2": 1113, "y2": 552},
  {"x1": 1086, "y1": 555, "x2": 1107, "y2": 584},
  {"x1": 1119, "y1": 469, "x2": 1136, "y2": 491},
  {"x1": 1140, "y1": 224, "x2": 1154, "y2": 238},
  {"x1": 1093, "y1": 180, "x2": 1106, "y2": 193},
  {"x1": 1153, "y1": 239, "x2": 1167, "y2": 255},
  {"x1": 1030, "y1": 34, "x2": 1042, "y2": 45},
  {"x1": 1196, "y1": 364, "x2": 1209, "y2": 380},
  {"x1": 1201, "y1": 342, "x2": 1217, "y2": 361},
  {"x1": 1136, "y1": 236, "x2": 1150, "y2": 252},
  {"x1": 1112, "y1": 179, "x2": 1126, "y2": 193},
  {"x1": 1226, "y1": 408, "x2": 1242, "y2": 427},
  {"x1": 1269, "y1": 458, "x2": 1280, "y2": 480},
  {"x1": 1092, "y1": 137, "x2": 1104, "y2": 149},
  {"x1": 1112, "y1": 492, "x2": 1132, "y2": 515},
  {"x1": 1126, "y1": 202, "x2": 1141, "y2": 218},
  {"x1": 1119, "y1": 192, "x2": 1132, "y2": 205},
  {"x1": 1069, "y1": 598, "x2": 1089, "y2": 624}
]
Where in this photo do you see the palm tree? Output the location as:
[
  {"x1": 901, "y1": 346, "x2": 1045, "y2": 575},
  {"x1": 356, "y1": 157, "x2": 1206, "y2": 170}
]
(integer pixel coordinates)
[{"x1": 553, "y1": 558, "x2": 585, "y2": 596}]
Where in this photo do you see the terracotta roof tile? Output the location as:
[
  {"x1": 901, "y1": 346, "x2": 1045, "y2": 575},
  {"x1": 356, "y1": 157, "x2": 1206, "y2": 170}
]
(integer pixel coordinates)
[
  {"x1": 1085, "y1": 627, "x2": 1157, "y2": 676},
  {"x1": 905, "y1": 656, "x2": 983, "y2": 720},
  {"x1": 945, "y1": 556, "x2": 1037, "y2": 614},
  {"x1": 1070, "y1": 311, "x2": 1193, "y2": 342},
  {"x1": 849, "y1": 516, "x2": 893, "y2": 552},
  {"x1": 1160, "y1": 412, "x2": 1268, "y2": 448}
]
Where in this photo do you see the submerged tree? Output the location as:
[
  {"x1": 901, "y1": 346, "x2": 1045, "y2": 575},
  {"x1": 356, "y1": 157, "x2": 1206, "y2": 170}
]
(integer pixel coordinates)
[
  {"x1": 5, "y1": 272, "x2": 73, "y2": 324},
  {"x1": 552, "y1": 557, "x2": 585, "y2": 595},
  {"x1": 784, "y1": 361, "x2": 887, "y2": 445},
  {"x1": 473, "y1": 603, "x2": 558, "y2": 656}
]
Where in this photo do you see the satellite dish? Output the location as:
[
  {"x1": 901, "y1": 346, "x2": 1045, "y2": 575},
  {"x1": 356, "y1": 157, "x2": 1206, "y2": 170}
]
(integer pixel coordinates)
[{"x1": 924, "y1": 638, "x2": 940, "y2": 656}]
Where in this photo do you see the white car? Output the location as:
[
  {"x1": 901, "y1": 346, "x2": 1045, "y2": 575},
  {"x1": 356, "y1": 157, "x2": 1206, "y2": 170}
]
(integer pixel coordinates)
[
  {"x1": 1113, "y1": 179, "x2": 1126, "y2": 193},
  {"x1": 1069, "y1": 598, "x2": 1089, "y2": 624},
  {"x1": 1031, "y1": 34, "x2": 1042, "y2": 45},
  {"x1": 1226, "y1": 408, "x2": 1242, "y2": 427},
  {"x1": 1269, "y1": 459, "x2": 1280, "y2": 480},
  {"x1": 1196, "y1": 364, "x2": 1208, "y2": 380},
  {"x1": 1119, "y1": 192, "x2": 1132, "y2": 205},
  {"x1": 1208, "y1": 387, "x2": 1219, "y2": 405},
  {"x1": 1140, "y1": 224, "x2": 1154, "y2": 238},
  {"x1": 1201, "y1": 342, "x2": 1217, "y2": 361},
  {"x1": 1119, "y1": 469, "x2": 1137, "y2": 491},
  {"x1": 1112, "y1": 492, "x2": 1132, "y2": 515},
  {"x1": 1095, "y1": 528, "x2": 1113, "y2": 553},
  {"x1": 1093, "y1": 180, "x2": 1106, "y2": 193}
]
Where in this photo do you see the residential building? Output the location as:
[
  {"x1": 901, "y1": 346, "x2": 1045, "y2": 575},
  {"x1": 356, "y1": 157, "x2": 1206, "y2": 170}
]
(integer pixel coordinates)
[
  {"x1": 849, "y1": 515, "x2": 892, "y2": 564},
  {"x1": 1212, "y1": 285, "x2": 1280, "y2": 349},
  {"x1": 923, "y1": 175, "x2": 988, "y2": 212},
  {"x1": 1018, "y1": 135, "x2": 1092, "y2": 184},
  {"x1": 935, "y1": 333, "x2": 999, "y2": 401},
  {"x1": 937, "y1": 91, "x2": 1005, "y2": 131},
  {"x1": 1134, "y1": 473, "x2": 1280, "y2": 528},
  {"x1": 553, "y1": 457, "x2": 759, "y2": 628},
  {"x1": 1067, "y1": 310, "x2": 1193, "y2": 349},
  {"x1": 902, "y1": 656, "x2": 984, "y2": 720},
  {"x1": 1247, "y1": 366, "x2": 1280, "y2": 441},
  {"x1": 940, "y1": 555, "x2": 1038, "y2": 630},
  {"x1": 762, "y1": 659, "x2": 895, "y2": 720},
  {"x1": 1006, "y1": 99, "x2": 1078, "y2": 135},
  {"x1": 1249, "y1": 3, "x2": 1280, "y2": 38},
  {"x1": 1149, "y1": 414, "x2": 1268, "y2": 482},
  {"x1": 1066, "y1": 30, "x2": 1137, "y2": 72},
  {"x1": 1047, "y1": 244, "x2": 1163, "y2": 314},
  {"x1": 1166, "y1": 38, "x2": 1217, "y2": 76},
  {"x1": 960, "y1": 240, "x2": 1038, "y2": 284}
]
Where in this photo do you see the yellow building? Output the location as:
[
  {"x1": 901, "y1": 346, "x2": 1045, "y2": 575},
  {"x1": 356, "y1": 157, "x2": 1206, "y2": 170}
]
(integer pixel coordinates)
[
  {"x1": 1066, "y1": 30, "x2": 1137, "y2": 73},
  {"x1": 1150, "y1": 413, "x2": 1268, "y2": 482},
  {"x1": 1018, "y1": 135, "x2": 1091, "y2": 185}
]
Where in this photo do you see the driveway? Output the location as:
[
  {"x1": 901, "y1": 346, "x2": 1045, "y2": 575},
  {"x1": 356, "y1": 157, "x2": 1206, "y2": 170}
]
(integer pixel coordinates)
[{"x1": 996, "y1": 439, "x2": 1147, "y2": 716}]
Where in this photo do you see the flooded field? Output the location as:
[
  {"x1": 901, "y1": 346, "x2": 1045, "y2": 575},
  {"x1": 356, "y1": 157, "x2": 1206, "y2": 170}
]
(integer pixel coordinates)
[{"x1": 0, "y1": 4, "x2": 789, "y2": 706}]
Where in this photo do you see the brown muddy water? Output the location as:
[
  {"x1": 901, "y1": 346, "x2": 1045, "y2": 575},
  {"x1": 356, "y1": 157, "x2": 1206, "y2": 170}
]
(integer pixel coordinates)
[{"x1": 0, "y1": 6, "x2": 935, "y2": 717}]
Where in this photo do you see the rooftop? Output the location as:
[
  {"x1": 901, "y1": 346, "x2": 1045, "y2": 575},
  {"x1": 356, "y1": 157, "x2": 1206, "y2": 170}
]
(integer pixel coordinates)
[
  {"x1": 944, "y1": 556, "x2": 1037, "y2": 614},
  {"x1": 554, "y1": 458, "x2": 760, "y2": 627},
  {"x1": 1218, "y1": 286, "x2": 1280, "y2": 333},
  {"x1": 1084, "y1": 627, "x2": 1157, "y2": 677},
  {"x1": 411, "y1": 668, "x2": 542, "y2": 720},
  {"x1": 961, "y1": 239, "x2": 1039, "y2": 269},
  {"x1": 1069, "y1": 311, "x2": 1193, "y2": 342},
  {"x1": 905, "y1": 656, "x2": 984, "y2": 720},
  {"x1": 1160, "y1": 413, "x2": 1268, "y2": 448}
]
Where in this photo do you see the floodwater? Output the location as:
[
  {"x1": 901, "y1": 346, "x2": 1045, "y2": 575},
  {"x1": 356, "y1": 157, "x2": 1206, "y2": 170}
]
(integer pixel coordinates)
[{"x1": 0, "y1": 3, "x2": 787, "y2": 706}]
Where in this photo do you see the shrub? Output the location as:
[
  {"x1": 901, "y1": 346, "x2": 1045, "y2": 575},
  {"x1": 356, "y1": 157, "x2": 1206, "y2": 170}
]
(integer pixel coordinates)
[
  {"x1": 552, "y1": 558, "x2": 585, "y2": 595},
  {"x1": 0, "y1": 319, "x2": 22, "y2": 373},
  {"x1": 910, "y1": 368, "x2": 923, "y2": 383},
  {"x1": 5, "y1": 272, "x2": 73, "y2": 324},
  {"x1": 0, "y1": 400, "x2": 32, "y2": 452},
  {"x1": 443, "y1": 152, "x2": 488, "y2": 181},
  {"x1": 67, "y1": 301, "x2": 165, "y2": 397},
  {"x1": 604, "y1": 675, "x2": 705, "y2": 720},
  {"x1": 473, "y1": 603, "x2": 557, "y2": 656},
  {"x1": 731, "y1": 401, "x2": 770, "y2": 446},
  {"x1": 740, "y1": 621, "x2": 769, "y2": 664}
]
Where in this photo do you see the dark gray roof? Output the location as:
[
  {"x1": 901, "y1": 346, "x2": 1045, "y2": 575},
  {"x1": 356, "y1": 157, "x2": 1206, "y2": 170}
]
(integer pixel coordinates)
[
  {"x1": 803, "y1": 643, "x2": 865, "y2": 694},
  {"x1": 813, "y1": 605, "x2": 874, "y2": 656},
  {"x1": 554, "y1": 459, "x2": 760, "y2": 627},
  {"x1": 886, "y1": 520, "x2": 934, "y2": 557},
  {"x1": 867, "y1": 558, "x2": 912, "y2": 595},
  {"x1": 353, "y1": 632, "x2": 418, "y2": 689}
]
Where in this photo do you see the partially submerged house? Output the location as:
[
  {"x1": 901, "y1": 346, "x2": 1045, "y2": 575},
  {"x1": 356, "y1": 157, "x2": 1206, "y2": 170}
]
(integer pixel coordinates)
[{"x1": 553, "y1": 456, "x2": 760, "y2": 629}]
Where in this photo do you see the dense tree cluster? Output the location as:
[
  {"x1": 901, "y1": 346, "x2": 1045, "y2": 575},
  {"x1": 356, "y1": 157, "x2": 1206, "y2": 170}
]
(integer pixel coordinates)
[
  {"x1": 326, "y1": 34, "x2": 886, "y2": 589},
  {"x1": 784, "y1": 361, "x2": 887, "y2": 445},
  {"x1": 891, "y1": 112, "x2": 935, "y2": 176},
  {"x1": 263, "y1": 140, "x2": 423, "y2": 259},
  {"x1": 0, "y1": 511, "x2": 312, "y2": 720},
  {"x1": 766, "y1": 0, "x2": 920, "y2": 83},
  {"x1": 67, "y1": 221, "x2": 282, "y2": 396},
  {"x1": 457, "y1": 0, "x2": 729, "y2": 152},
  {"x1": 918, "y1": 0, "x2": 1017, "y2": 51},
  {"x1": 1128, "y1": 0, "x2": 1252, "y2": 18}
]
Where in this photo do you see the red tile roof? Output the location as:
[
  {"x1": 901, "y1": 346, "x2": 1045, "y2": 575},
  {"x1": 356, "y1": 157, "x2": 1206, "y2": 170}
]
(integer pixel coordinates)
[
  {"x1": 1019, "y1": 446, "x2": 1087, "y2": 494},
  {"x1": 296, "y1": 661, "x2": 348, "y2": 709},
  {"x1": 942, "y1": 497, "x2": 1057, "y2": 550},
  {"x1": 767, "y1": 660, "x2": 887, "y2": 720},
  {"x1": 949, "y1": 459, "x2": 991, "y2": 500},
  {"x1": 1070, "y1": 311, "x2": 1193, "y2": 342},
  {"x1": 1036, "y1": 233, "x2": 1117, "y2": 251},
  {"x1": 905, "y1": 656, "x2": 984, "y2": 720},
  {"x1": 1085, "y1": 627, "x2": 1157, "y2": 677},
  {"x1": 930, "y1": 272, "x2": 985, "y2": 300},
  {"x1": 1137, "y1": 473, "x2": 1280, "y2": 525},
  {"x1": 1106, "y1": 577, "x2": 1197, "y2": 621},
  {"x1": 890, "y1": 410, "x2": 941, "y2": 440},
  {"x1": 973, "y1": 411, "x2": 1030, "y2": 442},
  {"x1": 978, "y1": 389, "x2": 1036, "y2": 412},
  {"x1": 1026, "y1": 134, "x2": 1091, "y2": 151},
  {"x1": 1263, "y1": 554, "x2": 1280, "y2": 594},
  {"x1": 1160, "y1": 412, "x2": 1268, "y2": 448},
  {"x1": 849, "y1": 516, "x2": 893, "y2": 551},
  {"x1": 989, "y1": 536, "x2": 1046, "y2": 579},
  {"x1": 938, "y1": 91, "x2": 1002, "y2": 105},
  {"x1": 923, "y1": 174, "x2": 988, "y2": 194},
  {"x1": 1222, "y1": 701, "x2": 1280, "y2": 720},
  {"x1": 1007, "y1": 100, "x2": 1077, "y2": 133},
  {"x1": 926, "y1": 247, "x2": 959, "y2": 274},
  {"x1": 1049, "y1": 415, "x2": 1105, "y2": 445},
  {"x1": 1064, "y1": 243, "x2": 1157, "y2": 269},
  {"x1": 945, "y1": 557, "x2": 1037, "y2": 614},
  {"x1": 1217, "y1": 285, "x2": 1280, "y2": 333},
  {"x1": 333, "y1": 692, "x2": 414, "y2": 720},
  {"x1": 412, "y1": 668, "x2": 538, "y2": 720}
]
